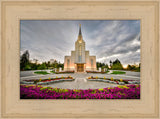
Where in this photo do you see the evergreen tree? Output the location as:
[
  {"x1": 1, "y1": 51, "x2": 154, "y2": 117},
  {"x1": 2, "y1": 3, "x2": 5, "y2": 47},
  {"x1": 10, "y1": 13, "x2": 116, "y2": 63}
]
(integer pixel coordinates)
[
  {"x1": 109, "y1": 60, "x2": 112, "y2": 68},
  {"x1": 37, "y1": 63, "x2": 47, "y2": 70},
  {"x1": 111, "y1": 59, "x2": 123, "y2": 70},
  {"x1": 20, "y1": 50, "x2": 30, "y2": 70}
]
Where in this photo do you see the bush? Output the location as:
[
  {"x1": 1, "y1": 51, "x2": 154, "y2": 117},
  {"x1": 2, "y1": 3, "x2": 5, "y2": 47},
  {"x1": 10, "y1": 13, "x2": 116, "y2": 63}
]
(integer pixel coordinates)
[{"x1": 24, "y1": 64, "x2": 31, "y2": 70}]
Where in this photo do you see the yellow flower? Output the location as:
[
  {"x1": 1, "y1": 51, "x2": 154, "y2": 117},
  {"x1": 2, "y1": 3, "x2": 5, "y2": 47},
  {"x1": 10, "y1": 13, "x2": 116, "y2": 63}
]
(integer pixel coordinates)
[
  {"x1": 120, "y1": 79, "x2": 123, "y2": 82},
  {"x1": 61, "y1": 75, "x2": 63, "y2": 78},
  {"x1": 37, "y1": 85, "x2": 42, "y2": 87},
  {"x1": 39, "y1": 78, "x2": 42, "y2": 82},
  {"x1": 98, "y1": 88, "x2": 103, "y2": 91},
  {"x1": 111, "y1": 77, "x2": 114, "y2": 81},
  {"x1": 56, "y1": 76, "x2": 58, "y2": 78},
  {"x1": 63, "y1": 89, "x2": 68, "y2": 92},
  {"x1": 96, "y1": 76, "x2": 98, "y2": 79},
  {"x1": 117, "y1": 85, "x2": 129, "y2": 89},
  {"x1": 48, "y1": 77, "x2": 51, "y2": 80},
  {"x1": 136, "y1": 84, "x2": 139, "y2": 88},
  {"x1": 107, "y1": 87, "x2": 113, "y2": 89},
  {"x1": 104, "y1": 76, "x2": 106, "y2": 79}
]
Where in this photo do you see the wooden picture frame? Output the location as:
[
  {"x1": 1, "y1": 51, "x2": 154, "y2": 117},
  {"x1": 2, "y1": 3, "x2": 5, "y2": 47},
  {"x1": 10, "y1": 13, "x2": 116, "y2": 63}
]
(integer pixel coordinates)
[{"x1": 0, "y1": 0, "x2": 159, "y2": 118}]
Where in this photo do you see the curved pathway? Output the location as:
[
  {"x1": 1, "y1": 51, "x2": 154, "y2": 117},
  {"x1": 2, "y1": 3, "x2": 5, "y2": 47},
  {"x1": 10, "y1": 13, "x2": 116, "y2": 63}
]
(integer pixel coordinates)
[{"x1": 20, "y1": 71, "x2": 140, "y2": 89}]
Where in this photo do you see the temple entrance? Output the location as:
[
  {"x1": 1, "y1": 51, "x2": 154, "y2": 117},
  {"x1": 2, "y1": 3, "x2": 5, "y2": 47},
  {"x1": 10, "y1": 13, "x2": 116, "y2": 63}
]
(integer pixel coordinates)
[{"x1": 77, "y1": 64, "x2": 84, "y2": 72}]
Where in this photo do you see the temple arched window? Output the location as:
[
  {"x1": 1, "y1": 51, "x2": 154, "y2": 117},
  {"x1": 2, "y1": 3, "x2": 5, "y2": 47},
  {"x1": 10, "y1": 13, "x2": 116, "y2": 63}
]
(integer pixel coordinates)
[
  {"x1": 91, "y1": 59, "x2": 93, "y2": 67},
  {"x1": 78, "y1": 45, "x2": 82, "y2": 62},
  {"x1": 67, "y1": 59, "x2": 70, "y2": 67}
]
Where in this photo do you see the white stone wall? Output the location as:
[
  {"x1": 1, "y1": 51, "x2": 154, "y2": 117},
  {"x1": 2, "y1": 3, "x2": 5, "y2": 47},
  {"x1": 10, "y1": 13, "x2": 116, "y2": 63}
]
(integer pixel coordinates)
[
  {"x1": 75, "y1": 40, "x2": 86, "y2": 64},
  {"x1": 64, "y1": 56, "x2": 75, "y2": 71},
  {"x1": 85, "y1": 56, "x2": 97, "y2": 71},
  {"x1": 85, "y1": 51, "x2": 90, "y2": 70},
  {"x1": 64, "y1": 25, "x2": 97, "y2": 72},
  {"x1": 71, "y1": 51, "x2": 75, "y2": 68},
  {"x1": 90, "y1": 56, "x2": 97, "y2": 71}
]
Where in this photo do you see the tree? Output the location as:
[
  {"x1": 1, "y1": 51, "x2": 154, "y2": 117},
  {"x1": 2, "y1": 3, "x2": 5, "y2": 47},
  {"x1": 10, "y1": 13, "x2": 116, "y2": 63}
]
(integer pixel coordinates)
[
  {"x1": 96, "y1": 62, "x2": 109, "y2": 70},
  {"x1": 111, "y1": 59, "x2": 123, "y2": 70},
  {"x1": 127, "y1": 63, "x2": 140, "y2": 72},
  {"x1": 109, "y1": 60, "x2": 112, "y2": 68},
  {"x1": 20, "y1": 50, "x2": 30, "y2": 70},
  {"x1": 37, "y1": 63, "x2": 47, "y2": 70},
  {"x1": 24, "y1": 64, "x2": 31, "y2": 70}
]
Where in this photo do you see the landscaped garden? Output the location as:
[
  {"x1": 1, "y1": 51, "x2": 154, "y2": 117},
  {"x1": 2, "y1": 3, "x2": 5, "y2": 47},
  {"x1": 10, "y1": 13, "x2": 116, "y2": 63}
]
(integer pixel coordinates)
[
  {"x1": 55, "y1": 71, "x2": 75, "y2": 74},
  {"x1": 111, "y1": 71, "x2": 126, "y2": 74},
  {"x1": 20, "y1": 84, "x2": 140, "y2": 99},
  {"x1": 87, "y1": 76, "x2": 140, "y2": 85},
  {"x1": 20, "y1": 76, "x2": 75, "y2": 85},
  {"x1": 34, "y1": 71, "x2": 50, "y2": 75},
  {"x1": 86, "y1": 70, "x2": 109, "y2": 74},
  {"x1": 34, "y1": 70, "x2": 75, "y2": 75}
]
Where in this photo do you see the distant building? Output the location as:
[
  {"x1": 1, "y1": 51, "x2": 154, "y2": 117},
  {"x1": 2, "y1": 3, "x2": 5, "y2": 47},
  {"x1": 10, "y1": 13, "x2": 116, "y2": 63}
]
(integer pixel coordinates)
[
  {"x1": 64, "y1": 24, "x2": 97, "y2": 72},
  {"x1": 50, "y1": 59, "x2": 56, "y2": 64},
  {"x1": 30, "y1": 59, "x2": 39, "y2": 64}
]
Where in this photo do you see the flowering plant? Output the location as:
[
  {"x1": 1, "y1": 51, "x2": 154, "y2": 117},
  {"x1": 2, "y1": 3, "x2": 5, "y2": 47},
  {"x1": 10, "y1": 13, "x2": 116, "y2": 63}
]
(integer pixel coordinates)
[
  {"x1": 20, "y1": 84, "x2": 140, "y2": 99},
  {"x1": 87, "y1": 77, "x2": 140, "y2": 85}
]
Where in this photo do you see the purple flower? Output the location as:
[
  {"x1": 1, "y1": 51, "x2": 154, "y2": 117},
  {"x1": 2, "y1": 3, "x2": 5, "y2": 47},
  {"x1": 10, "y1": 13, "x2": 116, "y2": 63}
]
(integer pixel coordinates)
[{"x1": 20, "y1": 84, "x2": 140, "y2": 99}]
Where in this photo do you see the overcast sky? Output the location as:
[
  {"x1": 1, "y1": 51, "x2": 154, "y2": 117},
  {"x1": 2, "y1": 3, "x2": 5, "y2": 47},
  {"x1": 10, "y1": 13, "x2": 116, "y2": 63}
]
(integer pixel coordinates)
[{"x1": 20, "y1": 20, "x2": 140, "y2": 66}]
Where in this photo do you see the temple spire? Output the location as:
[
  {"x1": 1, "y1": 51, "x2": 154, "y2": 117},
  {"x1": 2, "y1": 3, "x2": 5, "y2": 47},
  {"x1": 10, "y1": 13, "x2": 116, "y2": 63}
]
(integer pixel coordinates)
[{"x1": 79, "y1": 24, "x2": 82, "y2": 36}]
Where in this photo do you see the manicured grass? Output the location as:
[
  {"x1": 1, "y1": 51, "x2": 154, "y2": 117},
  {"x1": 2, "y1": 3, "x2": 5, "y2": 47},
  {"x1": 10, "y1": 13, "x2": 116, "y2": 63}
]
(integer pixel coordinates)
[
  {"x1": 106, "y1": 70, "x2": 109, "y2": 73},
  {"x1": 111, "y1": 71, "x2": 126, "y2": 74},
  {"x1": 34, "y1": 71, "x2": 50, "y2": 75},
  {"x1": 50, "y1": 71, "x2": 55, "y2": 73}
]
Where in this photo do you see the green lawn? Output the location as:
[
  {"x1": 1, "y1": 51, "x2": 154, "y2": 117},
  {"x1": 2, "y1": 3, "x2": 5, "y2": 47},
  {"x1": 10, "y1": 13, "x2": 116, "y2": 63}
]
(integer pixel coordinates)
[
  {"x1": 111, "y1": 71, "x2": 126, "y2": 74},
  {"x1": 34, "y1": 71, "x2": 50, "y2": 75},
  {"x1": 105, "y1": 70, "x2": 110, "y2": 73},
  {"x1": 50, "y1": 71, "x2": 55, "y2": 73}
]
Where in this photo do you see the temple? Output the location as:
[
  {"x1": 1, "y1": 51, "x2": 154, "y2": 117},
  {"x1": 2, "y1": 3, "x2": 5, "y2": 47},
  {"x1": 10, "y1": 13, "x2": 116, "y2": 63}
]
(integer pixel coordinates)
[{"x1": 64, "y1": 24, "x2": 97, "y2": 72}]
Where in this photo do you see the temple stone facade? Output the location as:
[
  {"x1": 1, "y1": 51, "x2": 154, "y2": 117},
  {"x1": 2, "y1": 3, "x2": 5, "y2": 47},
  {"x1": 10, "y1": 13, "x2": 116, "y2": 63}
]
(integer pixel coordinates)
[{"x1": 64, "y1": 24, "x2": 97, "y2": 72}]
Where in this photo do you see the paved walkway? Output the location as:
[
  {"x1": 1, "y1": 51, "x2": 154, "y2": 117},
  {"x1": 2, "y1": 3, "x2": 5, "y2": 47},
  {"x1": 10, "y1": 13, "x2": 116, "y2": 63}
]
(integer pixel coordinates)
[
  {"x1": 20, "y1": 71, "x2": 140, "y2": 89},
  {"x1": 44, "y1": 74, "x2": 117, "y2": 89}
]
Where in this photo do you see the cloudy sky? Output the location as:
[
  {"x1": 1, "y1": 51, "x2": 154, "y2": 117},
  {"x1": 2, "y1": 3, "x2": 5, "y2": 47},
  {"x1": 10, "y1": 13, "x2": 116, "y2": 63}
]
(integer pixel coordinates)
[{"x1": 20, "y1": 20, "x2": 140, "y2": 66}]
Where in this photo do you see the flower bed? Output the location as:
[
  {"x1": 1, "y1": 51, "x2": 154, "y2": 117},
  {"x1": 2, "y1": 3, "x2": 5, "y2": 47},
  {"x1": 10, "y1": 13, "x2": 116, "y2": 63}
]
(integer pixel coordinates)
[
  {"x1": 55, "y1": 71, "x2": 75, "y2": 74},
  {"x1": 86, "y1": 71, "x2": 106, "y2": 74},
  {"x1": 87, "y1": 76, "x2": 140, "y2": 85},
  {"x1": 20, "y1": 84, "x2": 140, "y2": 99},
  {"x1": 21, "y1": 76, "x2": 75, "y2": 85}
]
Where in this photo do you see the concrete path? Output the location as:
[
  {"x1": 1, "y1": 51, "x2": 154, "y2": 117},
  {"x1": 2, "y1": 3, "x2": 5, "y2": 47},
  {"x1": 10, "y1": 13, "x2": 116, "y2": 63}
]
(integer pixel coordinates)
[
  {"x1": 20, "y1": 71, "x2": 140, "y2": 89},
  {"x1": 44, "y1": 76, "x2": 117, "y2": 89}
]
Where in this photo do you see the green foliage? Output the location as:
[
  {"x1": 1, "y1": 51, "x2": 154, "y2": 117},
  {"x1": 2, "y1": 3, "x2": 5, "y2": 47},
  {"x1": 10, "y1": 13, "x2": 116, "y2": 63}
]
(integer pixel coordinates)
[
  {"x1": 34, "y1": 71, "x2": 49, "y2": 75},
  {"x1": 20, "y1": 50, "x2": 64, "y2": 71},
  {"x1": 50, "y1": 71, "x2": 55, "y2": 73},
  {"x1": 20, "y1": 50, "x2": 30, "y2": 70},
  {"x1": 96, "y1": 62, "x2": 108, "y2": 70},
  {"x1": 34, "y1": 80, "x2": 39, "y2": 84},
  {"x1": 24, "y1": 64, "x2": 31, "y2": 70},
  {"x1": 110, "y1": 59, "x2": 123, "y2": 70},
  {"x1": 111, "y1": 71, "x2": 126, "y2": 74},
  {"x1": 105, "y1": 70, "x2": 109, "y2": 73},
  {"x1": 37, "y1": 63, "x2": 47, "y2": 70},
  {"x1": 127, "y1": 63, "x2": 140, "y2": 72}
]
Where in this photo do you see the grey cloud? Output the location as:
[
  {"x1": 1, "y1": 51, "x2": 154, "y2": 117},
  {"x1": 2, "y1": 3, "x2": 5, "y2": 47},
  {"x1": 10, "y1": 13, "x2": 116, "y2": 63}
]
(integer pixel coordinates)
[{"x1": 20, "y1": 20, "x2": 140, "y2": 65}]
